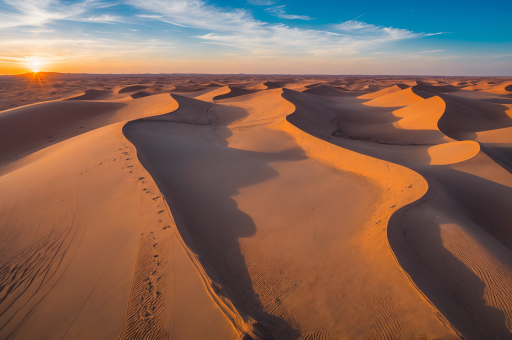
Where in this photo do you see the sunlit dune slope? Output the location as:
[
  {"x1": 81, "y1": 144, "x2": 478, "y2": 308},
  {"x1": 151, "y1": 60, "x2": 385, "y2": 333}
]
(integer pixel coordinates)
[
  {"x1": 195, "y1": 85, "x2": 231, "y2": 102},
  {"x1": 0, "y1": 94, "x2": 177, "y2": 163},
  {"x1": 0, "y1": 101, "x2": 126, "y2": 161},
  {"x1": 357, "y1": 84, "x2": 408, "y2": 100},
  {"x1": 362, "y1": 87, "x2": 426, "y2": 107}
]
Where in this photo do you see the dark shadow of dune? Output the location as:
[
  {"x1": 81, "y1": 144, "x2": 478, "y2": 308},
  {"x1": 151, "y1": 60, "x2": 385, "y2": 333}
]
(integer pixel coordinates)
[
  {"x1": 434, "y1": 93, "x2": 512, "y2": 140},
  {"x1": 428, "y1": 167, "x2": 512, "y2": 251},
  {"x1": 123, "y1": 95, "x2": 305, "y2": 339},
  {"x1": 67, "y1": 89, "x2": 113, "y2": 100},
  {"x1": 282, "y1": 88, "x2": 446, "y2": 146},
  {"x1": 413, "y1": 84, "x2": 460, "y2": 94},
  {"x1": 481, "y1": 144, "x2": 512, "y2": 174},
  {"x1": 119, "y1": 85, "x2": 149, "y2": 93},
  {"x1": 482, "y1": 98, "x2": 512, "y2": 104},
  {"x1": 130, "y1": 91, "x2": 151, "y2": 99},
  {"x1": 213, "y1": 86, "x2": 260, "y2": 101},
  {"x1": 505, "y1": 84, "x2": 512, "y2": 92},
  {"x1": 303, "y1": 85, "x2": 358, "y2": 97},
  {"x1": 388, "y1": 174, "x2": 512, "y2": 339},
  {"x1": 263, "y1": 81, "x2": 287, "y2": 89}
]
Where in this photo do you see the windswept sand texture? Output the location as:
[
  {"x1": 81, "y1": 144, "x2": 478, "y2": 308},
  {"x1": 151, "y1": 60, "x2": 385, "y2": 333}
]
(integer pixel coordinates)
[{"x1": 1, "y1": 74, "x2": 512, "y2": 339}]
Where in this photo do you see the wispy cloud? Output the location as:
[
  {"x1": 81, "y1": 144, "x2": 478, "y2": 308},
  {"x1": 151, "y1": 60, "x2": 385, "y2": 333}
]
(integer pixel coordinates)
[
  {"x1": 129, "y1": 0, "x2": 263, "y2": 32},
  {"x1": 332, "y1": 19, "x2": 447, "y2": 48},
  {"x1": 265, "y1": 5, "x2": 312, "y2": 20},
  {"x1": 335, "y1": 20, "x2": 377, "y2": 31},
  {"x1": 81, "y1": 14, "x2": 125, "y2": 23},
  {"x1": 129, "y1": 0, "x2": 430, "y2": 56},
  {"x1": 334, "y1": 20, "x2": 424, "y2": 41},
  {"x1": 482, "y1": 53, "x2": 512, "y2": 59},
  {"x1": 247, "y1": 0, "x2": 277, "y2": 5},
  {"x1": 0, "y1": 0, "x2": 119, "y2": 28}
]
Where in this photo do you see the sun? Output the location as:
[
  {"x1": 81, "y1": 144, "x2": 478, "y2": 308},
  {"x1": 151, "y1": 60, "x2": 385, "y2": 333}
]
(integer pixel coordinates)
[
  {"x1": 31, "y1": 60, "x2": 40, "y2": 73},
  {"x1": 26, "y1": 58, "x2": 45, "y2": 73}
]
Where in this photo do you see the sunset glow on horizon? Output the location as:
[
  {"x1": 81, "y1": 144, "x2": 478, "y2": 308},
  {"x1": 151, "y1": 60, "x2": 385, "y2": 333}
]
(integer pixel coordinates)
[{"x1": 0, "y1": 0, "x2": 511, "y2": 76}]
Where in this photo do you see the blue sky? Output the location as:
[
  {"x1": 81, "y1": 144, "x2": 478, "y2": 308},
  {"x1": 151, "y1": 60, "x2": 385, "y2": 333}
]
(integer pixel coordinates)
[{"x1": 0, "y1": 0, "x2": 511, "y2": 75}]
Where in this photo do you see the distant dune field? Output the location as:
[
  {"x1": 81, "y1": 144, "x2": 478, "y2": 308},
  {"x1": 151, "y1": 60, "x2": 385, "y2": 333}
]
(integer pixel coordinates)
[{"x1": 1, "y1": 74, "x2": 512, "y2": 339}]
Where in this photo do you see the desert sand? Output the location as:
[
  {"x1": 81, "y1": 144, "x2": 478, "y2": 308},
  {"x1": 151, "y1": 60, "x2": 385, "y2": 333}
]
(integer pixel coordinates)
[{"x1": 1, "y1": 74, "x2": 512, "y2": 339}]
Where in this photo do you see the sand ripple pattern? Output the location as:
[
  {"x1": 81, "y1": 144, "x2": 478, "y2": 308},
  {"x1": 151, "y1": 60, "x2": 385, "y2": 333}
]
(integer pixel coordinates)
[{"x1": 441, "y1": 223, "x2": 512, "y2": 331}]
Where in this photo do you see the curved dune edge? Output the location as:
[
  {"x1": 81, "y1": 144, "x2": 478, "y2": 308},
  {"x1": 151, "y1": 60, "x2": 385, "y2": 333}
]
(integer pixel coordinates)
[
  {"x1": 247, "y1": 83, "x2": 268, "y2": 91},
  {"x1": 393, "y1": 96, "x2": 446, "y2": 131},
  {"x1": 195, "y1": 85, "x2": 231, "y2": 102},
  {"x1": 363, "y1": 88, "x2": 425, "y2": 107},
  {"x1": 265, "y1": 115, "x2": 460, "y2": 338},
  {"x1": 427, "y1": 141, "x2": 481, "y2": 165},
  {"x1": 211, "y1": 86, "x2": 259, "y2": 101},
  {"x1": 358, "y1": 85, "x2": 405, "y2": 100},
  {"x1": 391, "y1": 96, "x2": 456, "y2": 145},
  {"x1": 218, "y1": 88, "x2": 295, "y2": 128},
  {"x1": 0, "y1": 93, "x2": 179, "y2": 166}
]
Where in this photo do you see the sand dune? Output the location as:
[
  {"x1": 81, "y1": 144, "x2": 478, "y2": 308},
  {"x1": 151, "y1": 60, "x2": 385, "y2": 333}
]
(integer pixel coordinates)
[
  {"x1": 357, "y1": 84, "x2": 408, "y2": 100},
  {"x1": 68, "y1": 89, "x2": 114, "y2": 100},
  {"x1": 195, "y1": 85, "x2": 231, "y2": 102},
  {"x1": 303, "y1": 85, "x2": 349, "y2": 97},
  {"x1": 362, "y1": 87, "x2": 426, "y2": 107},
  {"x1": 125, "y1": 90, "x2": 459, "y2": 339},
  {"x1": 212, "y1": 86, "x2": 260, "y2": 101},
  {"x1": 436, "y1": 93, "x2": 512, "y2": 140},
  {"x1": 2, "y1": 75, "x2": 512, "y2": 339},
  {"x1": 118, "y1": 85, "x2": 149, "y2": 93}
]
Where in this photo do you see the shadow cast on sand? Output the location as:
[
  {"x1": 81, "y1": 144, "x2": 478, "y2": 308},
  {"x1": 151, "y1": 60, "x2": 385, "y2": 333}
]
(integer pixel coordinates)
[
  {"x1": 123, "y1": 96, "x2": 306, "y2": 339},
  {"x1": 389, "y1": 170, "x2": 512, "y2": 339}
]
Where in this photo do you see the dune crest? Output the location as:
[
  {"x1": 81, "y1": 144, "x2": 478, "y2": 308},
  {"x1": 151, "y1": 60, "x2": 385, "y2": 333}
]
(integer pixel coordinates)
[
  {"x1": 427, "y1": 141, "x2": 480, "y2": 165},
  {"x1": 362, "y1": 87, "x2": 425, "y2": 107},
  {"x1": 357, "y1": 84, "x2": 408, "y2": 100}
]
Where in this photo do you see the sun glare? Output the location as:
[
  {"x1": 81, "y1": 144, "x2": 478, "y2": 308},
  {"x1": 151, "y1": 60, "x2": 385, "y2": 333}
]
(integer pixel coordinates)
[
  {"x1": 26, "y1": 58, "x2": 44, "y2": 73},
  {"x1": 31, "y1": 61, "x2": 40, "y2": 73}
]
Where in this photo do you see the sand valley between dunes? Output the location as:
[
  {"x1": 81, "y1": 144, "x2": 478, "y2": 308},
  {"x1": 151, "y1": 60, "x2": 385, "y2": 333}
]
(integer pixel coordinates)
[{"x1": 1, "y1": 75, "x2": 512, "y2": 339}]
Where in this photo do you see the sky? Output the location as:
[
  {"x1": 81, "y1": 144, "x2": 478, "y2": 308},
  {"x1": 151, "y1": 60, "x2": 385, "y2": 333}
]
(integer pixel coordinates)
[{"x1": 0, "y1": 0, "x2": 511, "y2": 75}]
